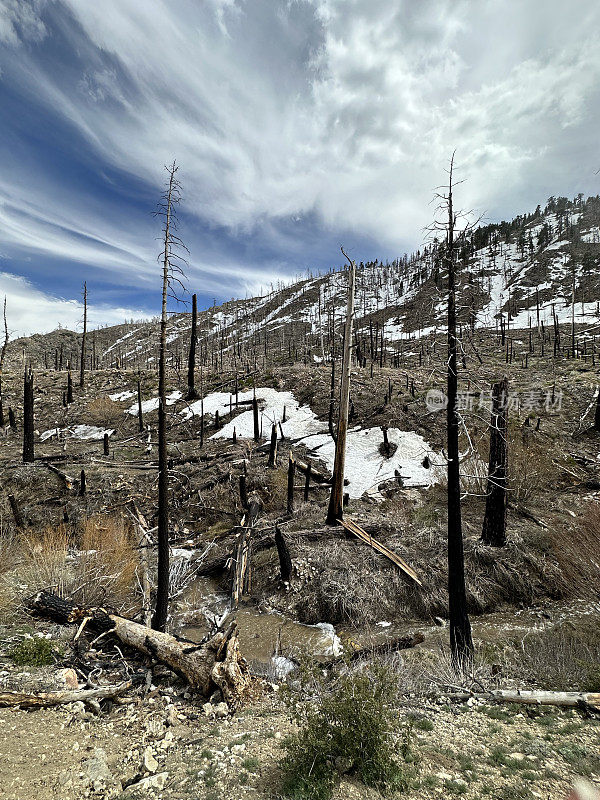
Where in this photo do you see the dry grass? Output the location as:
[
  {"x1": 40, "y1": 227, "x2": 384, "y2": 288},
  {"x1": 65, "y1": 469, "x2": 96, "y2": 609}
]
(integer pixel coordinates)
[
  {"x1": 77, "y1": 515, "x2": 140, "y2": 611},
  {"x1": 13, "y1": 516, "x2": 140, "y2": 614},
  {"x1": 84, "y1": 396, "x2": 123, "y2": 427},
  {"x1": 550, "y1": 501, "x2": 600, "y2": 599},
  {"x1": 508, "y1": 616, "x2": 600, "y2": 691}
]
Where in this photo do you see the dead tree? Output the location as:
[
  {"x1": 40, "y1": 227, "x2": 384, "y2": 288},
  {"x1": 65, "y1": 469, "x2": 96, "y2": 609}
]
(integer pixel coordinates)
[
  {"x1": 23, "y1": 367, "x2": 34, "y2": 463},
  {"x1": 481, "y1": 377, "x2": 508, "y2": 547},
  {"x1": 326, "y1": 249, "x2": 355, "y2": 525},
  {"x1": 137, "y1": 379, "x2": 144, "y2": 433},
  {"x1": 430, "y1": 154, "x2": 474, "y2": 666},
  {"x1": 79, "y1": 282, "x2": 87, "y2": 388},
  {"x1": 153, "y1": 161, "x2": 187, "y2": 632},
  {"x1": 186, "y1": 293, "x2": 199, "y2": 400},
  {"x1": 231, "y1": 495, "x2": 262, "y2": 608},
  {"x1": 66, "y1": 364, "x2": 73, "y2": 404},
  {"x1": 275, "y1": 526, "x2": 292, "y2": 583},
  {"x1": 0, "y1": 296, "x2": 8, "y2": 427}
]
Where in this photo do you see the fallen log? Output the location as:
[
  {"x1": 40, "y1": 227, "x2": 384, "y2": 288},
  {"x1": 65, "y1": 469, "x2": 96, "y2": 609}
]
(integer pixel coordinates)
[
  {"x1": 0, "y1": 679, "x2": 137, "y2": 710},
  {"x1": 27, "y1": 591, "x2": 251, "y2": 706},
  {"x1": 337, "y1": 517, "x2": 422, "y2": 586},
  {"x1": 323, "y1": 632, "x2": 425, "y2": 668},
  {"x1": 448, "y1": 689, "x2": 600, "y2": 713}
]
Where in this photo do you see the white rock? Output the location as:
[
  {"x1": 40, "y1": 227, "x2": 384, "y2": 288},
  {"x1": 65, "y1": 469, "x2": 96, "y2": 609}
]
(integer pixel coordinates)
[{"x1": 143, "y1": 747, "x2": 159, "y2": 773}]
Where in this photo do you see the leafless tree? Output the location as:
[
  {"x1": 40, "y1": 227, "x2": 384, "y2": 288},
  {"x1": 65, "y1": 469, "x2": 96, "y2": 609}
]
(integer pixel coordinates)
[
  {"x1": 0, "y1": 296, "x2": 8, "y2": 427},
  {"x1": 152, "y1": 160, "x2": 188, "y2": 632},
  {"x1": 326, "y1": 247, "x2": 355, "y2": 525},
  {"x1": 428, "y1": 153, "x2": 474, "y2": 667},
  {"x1": 80, "y1": 282, "x2": 87, "y2": 388}
]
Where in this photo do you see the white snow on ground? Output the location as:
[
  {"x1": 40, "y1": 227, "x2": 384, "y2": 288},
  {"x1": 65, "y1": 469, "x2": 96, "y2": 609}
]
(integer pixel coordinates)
[
  {"x1": 109, "y1": 390, "x2": 136, "y2": 401},
  {"x1": 126, "y1": 390, "x2": 182, "y2": 415},
  {"x1": 206, "y1": 388, "x2": 439, "y2": 499},
  {"x1": 40, "y1": 425, "x2": 114, "y2": 441}
]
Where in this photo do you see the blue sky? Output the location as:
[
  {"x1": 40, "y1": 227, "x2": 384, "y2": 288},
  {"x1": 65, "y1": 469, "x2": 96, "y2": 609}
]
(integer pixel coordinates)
[{"x1": 1, "y1": 0, "x2": 600, "y2": 335}]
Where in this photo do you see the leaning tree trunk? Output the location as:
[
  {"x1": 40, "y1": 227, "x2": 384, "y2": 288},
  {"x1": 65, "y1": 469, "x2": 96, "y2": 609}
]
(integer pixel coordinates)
[
  {"x1": 23, "y1": 367, "x2": 34, "y2": 463},
  {"x1": 481, "y1": 377, "x2": 508, "y2": 546},
  {"x1": 326, "y1": 253, "x2": 355, "y2": 525},
  {"x1": 186, "y1": 293, "x2": 198, "y2": 400},
  {"x1": 445, "y1": 157, "x2": 473, "y2": 668}
]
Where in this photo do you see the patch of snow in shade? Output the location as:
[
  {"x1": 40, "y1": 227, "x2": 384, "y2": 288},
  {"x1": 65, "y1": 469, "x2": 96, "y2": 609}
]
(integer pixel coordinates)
[
  {"x1": 39, "y1": 427, "x2": 61, "y2": 441},
  {"x1": 71, "y1": 425, "x2": 115, "y2": 440},
  {"x1": 271, "y1": 655, "x2": 296, "y2": 679},
  {"x1": 209, "y1": 388, "x2": 440, "y2": 499},
  {"x1": 376, "y1": 621, "x2": 392, "y2": 628},
  {"x1": 109, "y1": 390, "x2": 135, "y2": 401},
  {"x1": 40, "y1": 425, "x2": 114, "y2": 441},
  {"x1": 171, "y1": 548, "x2": 193, "y2": 560},
  {"x1": 126, "y1": 390, "x2": 182, "y2": 415}
]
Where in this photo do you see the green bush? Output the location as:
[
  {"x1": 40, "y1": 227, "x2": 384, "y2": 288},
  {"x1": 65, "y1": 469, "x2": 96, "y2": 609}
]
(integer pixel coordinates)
[
  {"x1": 9, "y1": 636, "x2": 55, "y2": 666},
  {"x1": 280, "y1": 664, "x2": 412, "y2": 800}
]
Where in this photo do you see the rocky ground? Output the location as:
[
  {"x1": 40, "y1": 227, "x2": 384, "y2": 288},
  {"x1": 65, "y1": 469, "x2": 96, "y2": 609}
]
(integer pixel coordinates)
[{"x1": 0, "y1": 670, "x2": 598, "y2": 800}]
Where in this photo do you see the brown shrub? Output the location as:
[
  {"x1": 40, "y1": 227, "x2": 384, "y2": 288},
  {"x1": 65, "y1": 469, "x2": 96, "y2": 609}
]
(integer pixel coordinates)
[{"x1": 85, "y1": 396, "x2": 123, "y2": 428}]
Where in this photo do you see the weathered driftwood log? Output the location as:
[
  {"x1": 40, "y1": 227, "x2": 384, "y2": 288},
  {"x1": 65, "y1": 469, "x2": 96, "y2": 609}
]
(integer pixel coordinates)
[
  {"x1": 27, "y1": 591, "x2": 251, "y2": 705},
  {"x1": 0, "y1": 680, "x2": 136, "y2": 710},
  {"x1": 448, "y1": 689, "x2": 600, "y2": 713}
]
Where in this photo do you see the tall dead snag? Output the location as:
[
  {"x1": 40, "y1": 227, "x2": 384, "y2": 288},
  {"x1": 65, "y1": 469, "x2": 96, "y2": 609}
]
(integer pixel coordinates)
[
  {"x1": 0, "y1": 296, "x2": 8, "y2": 427},
  {"x1": 66, "y1": 363, "x2": 73, "y2": 404},
  {"x1": 481, "y1": 377, "x2": 508, "y2": 547},
  {"x1": 23, "y1": 367, "x2": 34, "y2": 463},
  {"x1": 153, "y1": 161, "x2": 187, "y2": 633},
  {"x1": 432, "y1": 154, "x2": 473, "y2": 666},
  {"x1": 595, "y1": 386, "x2": 600, "y2": 431},
  {"x1": 186, "y1": 293, "x2": 199, "y2": 400},
  {"x1": 79, "y1": 282, "x2": 87, "y2": 388},
  {"x1": 326, "y1": 248, "x2": 355, "y2": 525},
  {"x1": 137, "y1": 379, "x2": 144, "y2": 433}
]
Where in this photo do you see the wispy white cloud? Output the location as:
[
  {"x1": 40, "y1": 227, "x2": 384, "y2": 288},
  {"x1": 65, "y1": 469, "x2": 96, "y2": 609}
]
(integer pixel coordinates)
[
  {"x1": 1, "y1": 0, "x2": 599, "y2": 299},
  {"x1": 0, "y1": 271, "x2": 149, "y2": 336}
]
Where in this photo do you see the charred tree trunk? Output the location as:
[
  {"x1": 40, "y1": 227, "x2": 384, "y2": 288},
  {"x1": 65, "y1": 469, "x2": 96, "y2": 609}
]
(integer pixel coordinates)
[
  {"x1": 481, "y1": 377, "x2": 508, "y2": 547},
  {"x1": 186, "y1": 293, "x2": 199, "y2": 400},
  {"x1": 268, "y1": 423, "x2": 278, "y2": 468},
  {"x1": 66, "y1": 366, "x2": 73, "y2": 405},
  {"x1": 153, "y1": 162, "x2": 182, "y2": 632},
  {"x1": 79, "y1": 282, "x2": 87, "y2": 388},
  {"x1": 0, "y1": 296, "x2": 8, "y2": 428},
  {"x1": 287, "y1": 452, "x2": 295, "y2": 514},
  {"x1": 275, "y1": 526, "x2": 292, "y2": 583},
  {"x1": 23, "y1": 367, "x2": 34, "y2": 463},
  {"x1": 444, "y1": 155, "x2": 473, "y2": 667}
]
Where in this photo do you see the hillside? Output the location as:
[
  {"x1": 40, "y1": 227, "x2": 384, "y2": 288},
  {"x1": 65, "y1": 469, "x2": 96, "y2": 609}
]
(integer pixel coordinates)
[
  {"x1": 0, "y1": 194, "x2": 599, "y2": 800},
  {"x1": 6, "y1": 194, "x2": 600, "y2": 374}
]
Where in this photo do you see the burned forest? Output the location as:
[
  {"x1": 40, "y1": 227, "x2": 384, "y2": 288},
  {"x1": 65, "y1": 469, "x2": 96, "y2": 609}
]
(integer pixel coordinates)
[{"x1": 1, "y1": 3, "x2": 600, "y2": 798}]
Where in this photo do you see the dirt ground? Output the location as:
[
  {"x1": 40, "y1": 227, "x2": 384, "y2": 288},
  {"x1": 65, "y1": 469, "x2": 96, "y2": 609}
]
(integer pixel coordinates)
[{"x1": 0, "y1": 681, "x2": 598, "y2": 800}]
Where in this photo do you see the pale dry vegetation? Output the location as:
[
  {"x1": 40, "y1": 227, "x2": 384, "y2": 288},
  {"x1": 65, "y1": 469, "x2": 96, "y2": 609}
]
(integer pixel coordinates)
[{"x1": 0, "y1": 515, "x2": 140, "y2": 617}]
